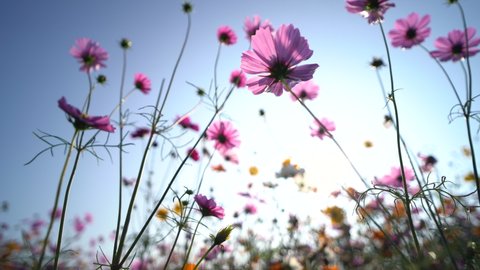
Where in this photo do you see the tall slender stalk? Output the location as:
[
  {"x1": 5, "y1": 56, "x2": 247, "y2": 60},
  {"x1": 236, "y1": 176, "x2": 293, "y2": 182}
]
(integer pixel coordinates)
[
  {"x1": 113, "y1": 47, "x2": 129, "y2": 260},
  {"x1": 117, "y1": 86, "x2": 235, "y2": 267},
  {"x1": 112, "y1": 10, "x2": 191, "y2": 269},
  {"x1": 457, "y1": 2, "x2": 479, "y2": 204},
  {"x1": 53, "y1": 131, "x2": 85, "y2": 268},
  {"x1": 378, "y1": 22, "x2": 421, "y2": 257},
  {"x1": 35, "y1": 130, "x2": 78, "y2": 269},
  {"x1": 181, "y1": 216, "x2": 204, "y2": 269},
  {"x1": 282, "y1": 80, "x2": 369, "y2": 189}
]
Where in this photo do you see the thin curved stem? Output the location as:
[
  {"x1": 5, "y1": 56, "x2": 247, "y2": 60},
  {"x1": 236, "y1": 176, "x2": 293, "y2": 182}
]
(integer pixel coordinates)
[
  {"x1": 36, "y1": 130, "x2": 78, "y2": 269},
  {"x1": 282, "y1": 80, "x2": 369, "y2": 188},
  {"x1": 182, "y1": 216, "x2": 204, "y2": 269},
  {"x1": 113, "y1": 49, "x2": 128, "y2": 260},
  {"x1": 118, "y1": 86, "x2": 235, "y2": 267},
  {"x1": 53, "y1": 132, "x2": 85, "y2": 268},
  {"x1": 194, "y1": 244, "x2": 215, "y2": 270},
  {"x1": 379, "y1": 22, "x2": 420, "y2": 257}
]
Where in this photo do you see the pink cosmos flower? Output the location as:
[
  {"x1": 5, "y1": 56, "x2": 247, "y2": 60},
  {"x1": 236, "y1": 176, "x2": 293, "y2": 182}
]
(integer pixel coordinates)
[
  {"x1": 222, "y1": 150, "x2": 239, "y2": 164},
  {"x1": 187, "y1": 148, "x2": 200, "y2": 161},
  {"x1": 373, "y1": 167, "x2": 415, "y2": 188},
  {"x1": 217, "y1": 25, "x2": 237, "y2": 45},
  {"x1": 244, "y1": 203, "x2": 257, "y2": 215},
  {"x1": 194, "y1": 194, "x2": 225, "y2": 219},
  {"x1": 345, "y1": 0, "x2": 395, "y2": 24},
  {"x1": 431, "y1": 27, "x2": 480, "y2": 62},
  {"x1": 241, "y1": 24, "x2": 319, "y2": 96},
  {"x1": 84, "y1": 212, "x2": 93, "y2": 224},
  {"x1": 74, "y1": 217, "x2": 85, "y2": 234},
  {"x1": 290, "y1": 80, "x2": 319, "y2": 101},
  {"x1": 50, "y1": 208, "x2": 63, "y2": 220},
  {"x1": 176, "y1": 115, "x2": 200, "y2": 131},
  {"x1": 58, "y1": 97, "x2": 115, "y2": 132},
  {"x1": 134, "y1": 73, "x2": 151, "y2": 94},
  {"x1": 310, "y1": 118, "x2": 335, "y2": 140},
  {"x1": 389, "y1": 13, "x2": 431, "y2": 49},
  {"x1": 70, "y1": 38, "x2": 108, "y2": 72},
  {"x1": 229, "y1": 69, "x2": 247, "y2": 88},
  {"x1": 206, "y1": 120, "x2": 240, "y2": 154},
  {"x1": 131, "y1": 127, "x2": 151, "y2": 139},
  {"x1": 244, "y1": 15, "x2": 273, "y2": 41}
]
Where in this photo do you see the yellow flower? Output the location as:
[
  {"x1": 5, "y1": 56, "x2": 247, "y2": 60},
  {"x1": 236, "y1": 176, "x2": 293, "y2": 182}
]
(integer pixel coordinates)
[
  {"x1": 364, "y1": 140, "x2": 373, "y2": 148},
  {"x1": 156, "y1": 208, "x2": 168, "y2": 221},
  {"x1": 322, "y1": 206, "x2": 345, "y2": 226},
  {"x1": 174, "y1": 201, "x2": 183, "y2": 216},
  {"x1": 464, "y1": 172, "x2": 476, "y2": 182},
  {"x1": 249, "y1": 166, "x2": 259, "y2": 176}
]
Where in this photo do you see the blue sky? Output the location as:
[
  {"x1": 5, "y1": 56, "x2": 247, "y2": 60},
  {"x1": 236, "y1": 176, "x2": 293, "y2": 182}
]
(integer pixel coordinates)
[{"x1": 1, "y1": 0, "x2": 479, "y2": 260}]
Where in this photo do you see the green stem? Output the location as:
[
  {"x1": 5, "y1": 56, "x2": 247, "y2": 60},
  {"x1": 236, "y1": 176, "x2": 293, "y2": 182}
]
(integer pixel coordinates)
[
  {"x1": 113, "y1": 49, "x2": 128, "y2": 260},
  {"x1": 379, "y1": 22, "x2": 421, "y2": 257},
  {"x1": 117, "y1": 86, "x2": 235, "y2": 267},
  {"x1": 163, "y1": 220, "x2": 184, "y2": 270},
  {"x1": 194, "y1": 244, "x2": 215, "y2": 270},
  {"x1": 182, "y1": 216, "x2": 204, "y2": 269},
  {"x1": 53, "y1": 131, "x2": 85, "y2": 269},
  {"x1": 35, "y1": 130, "x2": 78, "y2": 269},
  {"x1": 457, "y1": 2, "x2": 479, "y2": 205},
  {"x1": 282, "y1": 80, "x2": 369, "y2": 188}
]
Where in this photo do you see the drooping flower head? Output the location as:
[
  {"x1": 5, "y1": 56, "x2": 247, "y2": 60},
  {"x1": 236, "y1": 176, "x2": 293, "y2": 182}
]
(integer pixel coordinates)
[
  {"x1": 70, "y1": 38, "x2": 108, "y2": 72},
  {"x1": 241, "y1": 24, "x2": 319, "y2": 96},
  {"x1": 430, "y1": 27, "x2": 480, "y2": 62},
  {"x1": 345, "y1": 0, "x2": 395, "y2": 24},
  {"x1": 290, "y1": 80, "x2": 319, "y2": 101},
  {"x1": 176, "y1": 115, "x2": 200, "y2": 131},
  {"x1": 58, "y1": 97, "x2": 115, "y2": 132},
  {"x1": 217, "y1": 26, "x2": 237, "y2": 45},
  {"x1": 389, "y1": 13, "x2": 431, "y2": 49},
  {"x1": 187, "y1": 148, "x2": 200, "y2": 161},
  {"x1": 229, "y1": 69, "x2": 247, "y2": 88},
  {"x1": 134, "y1": 73, "x2": 151, "y2": 94},
  {"x1": 206, "y1": 120, "x2": 240, "y2": 154},
  {"x1": 374, "y1": 167, "x2": 415, "y2": 188},
  {"x1": 418, "y1": 153, "x2": 438, "y2": 173},
  {"x1": 194, "y1": 194, "x2": 225, "y2": 219},
  {"x1": 131, "y1": 127, "x2": 151, "y2": 139},
  {"x1": 310, "y1": 118, "x2": 335, "y2": 140},
  {"x1": 244, "y1": 15, "x2": 273, "y2": 41}
]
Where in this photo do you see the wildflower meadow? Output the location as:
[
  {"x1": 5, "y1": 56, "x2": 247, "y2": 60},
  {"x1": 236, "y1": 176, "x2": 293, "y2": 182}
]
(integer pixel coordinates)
[{"x1": 2, "y1": 0, "x2": 480, "y2": 269}]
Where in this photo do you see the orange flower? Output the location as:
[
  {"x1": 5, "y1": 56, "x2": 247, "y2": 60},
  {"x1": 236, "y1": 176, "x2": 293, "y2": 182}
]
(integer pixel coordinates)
[
  {"x1": 269, "y1": 262, "x2": 282, "y2": 270},
  {"x1": 323, "y1": 265, "x2": 339, "y2": 270},
  {"x1": 183, "y1": 263, "x2": 196, "y2": 270},
  {"x1": 211, "y1": 164, "x2": 226, "y2": 172}
]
